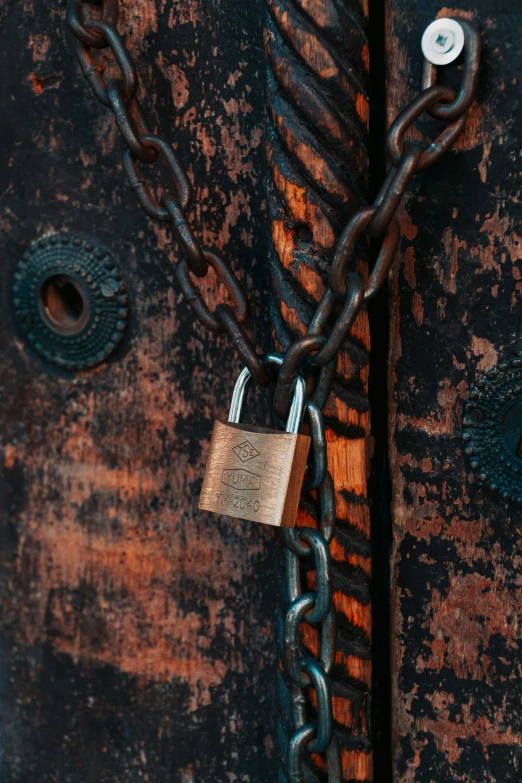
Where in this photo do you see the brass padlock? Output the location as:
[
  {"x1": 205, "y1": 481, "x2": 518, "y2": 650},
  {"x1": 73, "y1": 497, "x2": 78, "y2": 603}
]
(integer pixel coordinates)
[{"x1": 199, "y1": 354, "x2": 311, "y2": 527}]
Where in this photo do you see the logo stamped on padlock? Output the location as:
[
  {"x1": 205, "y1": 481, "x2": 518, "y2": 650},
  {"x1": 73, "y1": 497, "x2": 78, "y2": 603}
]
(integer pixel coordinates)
[
  {"x1": 199, "y1": 354, "x2": 311, "y2": 528},
  {"x1": 232, "y1": 440, "x2": 260, "y2": 462}
]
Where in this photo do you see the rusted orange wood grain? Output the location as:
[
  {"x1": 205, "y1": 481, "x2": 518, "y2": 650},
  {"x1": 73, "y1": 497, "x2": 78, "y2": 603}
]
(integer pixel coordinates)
[{"x1": 265, "y1": 0, "x2": 373, "y2": 779}]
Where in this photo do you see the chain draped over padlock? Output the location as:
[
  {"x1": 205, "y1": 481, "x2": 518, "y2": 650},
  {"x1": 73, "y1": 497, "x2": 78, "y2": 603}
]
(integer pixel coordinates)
[{"x1": 66, "y1": 3, "x2": 481, "y2": 779}]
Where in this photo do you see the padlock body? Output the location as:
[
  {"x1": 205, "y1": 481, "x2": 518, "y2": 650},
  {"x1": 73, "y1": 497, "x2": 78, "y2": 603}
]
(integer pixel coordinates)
[{"x1": 199, "y1": 421, "x2": 311, "y2": 527}]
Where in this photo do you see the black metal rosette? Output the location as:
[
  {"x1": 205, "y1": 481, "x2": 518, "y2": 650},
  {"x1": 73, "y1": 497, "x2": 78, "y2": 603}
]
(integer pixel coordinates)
[
  {"x1": 12, "y1": 234, "x2": 129, "y2": 370},
  {"x1": 463, "y1": 357, "x2": 522, "y2": 503}
]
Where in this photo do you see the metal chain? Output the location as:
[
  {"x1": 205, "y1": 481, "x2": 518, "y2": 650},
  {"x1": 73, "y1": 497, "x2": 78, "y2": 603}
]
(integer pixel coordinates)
[
  {"x1": 66, "y1": 0, "x2": 272, "y2": 387},
  {"x1": 273, "y1": 21, "x2": 480, "y2": 782},
  {"x1": 66, "y1": 4, "x2": 481, "y2": 779}
]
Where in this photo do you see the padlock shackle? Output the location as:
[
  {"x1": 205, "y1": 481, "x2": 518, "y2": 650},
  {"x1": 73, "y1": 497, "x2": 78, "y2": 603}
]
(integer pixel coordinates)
[{"x1": 228, "y1": 353, "x2": 307, "y2": 434}]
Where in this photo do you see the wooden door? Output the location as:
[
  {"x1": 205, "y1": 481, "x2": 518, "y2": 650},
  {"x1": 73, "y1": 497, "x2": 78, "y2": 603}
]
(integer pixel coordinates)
[
  {"x1": 0, "y1": 0, "x2": 372, "y2": 780},
  {"x1": 387, "y1": 3, "x2": 522, "y2": 781},
  {"x1": 0, "y1": 1, "x2": 280, "y2": 780},
  {"x1": 2, "y1": 1, "x2": 520, "y2": 782}
]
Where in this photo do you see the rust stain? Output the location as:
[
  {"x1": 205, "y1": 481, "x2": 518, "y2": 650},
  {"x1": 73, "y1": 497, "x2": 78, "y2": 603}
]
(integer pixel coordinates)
[
  {"x1": 28, "y1": 32, "x2": 50, "y2": 61},
  {"x1": 29, "y1": 72, "x2": 61, "y2": 94},
  {"x1": 119, "y1": 0, "x2": 158, "y2": 45},
  {"x1": 412, "y1": 291, "x2": 424, "y2": 326},
  {"x1": 397, "y1": 378, "x2": 468, "y2": 437},
  {"x1": 356, "y1": 93, "x2": 370, "y2": 126},
  {"x1": 156, "y1": 54, "x2": 190, "y2": 108},
  {"x1": 471, "y1": 334, "x2": 498, "y2": 371},
  {"x1": 167, "y1": 0, "x2": 204, "y2": 27},
  {"x1": 438, "y1": 228, "x2": 467, "y2": 295},
  {"x1": 403, "y1": 245, "x2": 416, "y2": 288},
  {"x1": 399, "y1": 207, "x2": 419, "y2": 242},
  {"x1": 478, "y1": 139, "x2": 492, "y2": 183}
]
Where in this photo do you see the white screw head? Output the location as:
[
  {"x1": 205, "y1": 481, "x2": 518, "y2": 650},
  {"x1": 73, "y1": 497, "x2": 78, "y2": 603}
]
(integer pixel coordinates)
[{"x1": 421, "y1": 18, "x2": 465, "y2": 66}]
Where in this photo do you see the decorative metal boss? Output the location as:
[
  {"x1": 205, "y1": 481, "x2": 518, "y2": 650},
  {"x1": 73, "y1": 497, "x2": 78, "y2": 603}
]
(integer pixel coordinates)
[
  {"x1": 463, "y1": 357, "x2": 522, "y2": 503},
  {"x1": 12, "y1": 234, "x2": 129, "y2": 370}
]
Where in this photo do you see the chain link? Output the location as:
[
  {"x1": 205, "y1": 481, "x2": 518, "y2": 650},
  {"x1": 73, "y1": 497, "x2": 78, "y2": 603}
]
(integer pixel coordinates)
[
  {"x1": 273, "y1": 22, "x2": 479, "y2": 781},
  {"x1": 421, "y1": 19, "x2": 481, "y2": 122},
  {"x1": 67, "y1": 0, "x2": 271, "y2": 379},
  {"x1": 66, "y1": 4, "x2": 481, "y2": 779}
]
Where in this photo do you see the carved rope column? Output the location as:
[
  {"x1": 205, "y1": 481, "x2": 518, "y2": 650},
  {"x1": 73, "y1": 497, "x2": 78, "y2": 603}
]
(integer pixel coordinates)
[{"x1": 264, "y1": 1, "x2": 373, "y2": 780}]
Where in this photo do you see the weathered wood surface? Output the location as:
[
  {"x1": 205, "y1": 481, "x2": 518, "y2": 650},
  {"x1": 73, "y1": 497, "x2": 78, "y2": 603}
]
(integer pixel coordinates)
[
  {"x1": 265, "y1": 0, "x2": 373, "y2": 780},
  {"x1": 0, "y1": 0, "x2": 377, "y2": 780},
  {"x1": 388, "y1": 3, "x2": 522, "y2": 781},
  {"x1": 0, "y1": 1, "x2": 280, "y2": 780}
]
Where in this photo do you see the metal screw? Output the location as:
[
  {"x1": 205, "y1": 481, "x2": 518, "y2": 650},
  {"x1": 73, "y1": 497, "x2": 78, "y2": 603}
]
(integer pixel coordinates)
[
  {"x1": 433, "y1": 31, "x2": 453, "y2": 53},
  {"x1": 421, "y1": 18, "x2": 465, "y2": 66},
  {"x1": 100, "y1": 277, "x2": 121, "y2": 298}
]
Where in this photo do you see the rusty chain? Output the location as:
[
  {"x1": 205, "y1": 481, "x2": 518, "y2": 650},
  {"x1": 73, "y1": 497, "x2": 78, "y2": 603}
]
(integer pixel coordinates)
[
  {"x1": 67, "y1": 0, "x2": 272, "y2": 387},
  {"x1": 66, "y1": 4, "x2": 480, "y2": 780}
]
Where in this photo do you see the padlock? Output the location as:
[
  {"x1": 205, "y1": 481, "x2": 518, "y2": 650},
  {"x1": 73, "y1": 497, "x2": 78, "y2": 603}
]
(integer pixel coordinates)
[{"x1": 199, "y1": 353, "x2": 311, "y2": 527}]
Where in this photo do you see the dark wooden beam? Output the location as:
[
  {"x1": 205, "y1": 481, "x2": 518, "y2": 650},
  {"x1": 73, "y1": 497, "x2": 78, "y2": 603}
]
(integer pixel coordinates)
[
  {"x1": 0, "y1": 1, "x2": 281, "y2": 779},
  {"x1": 387, "y1": 4, "x2": 522, "y2": 780}
]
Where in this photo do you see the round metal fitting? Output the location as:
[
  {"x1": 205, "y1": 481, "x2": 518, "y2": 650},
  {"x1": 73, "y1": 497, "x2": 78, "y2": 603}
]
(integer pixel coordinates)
[
  {"x1": 421, "y1": 18, "x2": 465, "y2": 65},
  {"x1": 12, "y1": 234, "x2": 129, "y2": 370},
  {"x1": 463, "y1": 357, "x2": 522, "y2": 503}
]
